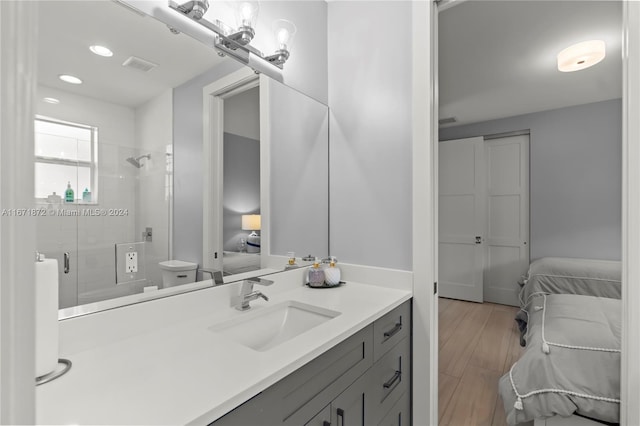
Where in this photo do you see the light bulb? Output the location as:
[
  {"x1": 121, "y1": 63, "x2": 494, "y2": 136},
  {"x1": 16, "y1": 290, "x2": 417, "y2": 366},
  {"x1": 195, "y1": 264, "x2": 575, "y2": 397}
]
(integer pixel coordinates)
[
  {"x1": 235, "y1": 1, "x2": 259, "y2": 29},
  {"x1": 272, "y1": 19, "x2": 296, "y2": 51}
]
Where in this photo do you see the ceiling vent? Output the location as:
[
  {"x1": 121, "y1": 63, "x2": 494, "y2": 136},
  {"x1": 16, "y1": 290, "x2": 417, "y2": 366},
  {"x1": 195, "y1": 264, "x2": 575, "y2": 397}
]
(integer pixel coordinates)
[
  {"x1": 438, "y1": 117, "x2": 457, "y2": 126},
  {"x1": 122, "y1": 56, "x2": 158, "y2": 72}
]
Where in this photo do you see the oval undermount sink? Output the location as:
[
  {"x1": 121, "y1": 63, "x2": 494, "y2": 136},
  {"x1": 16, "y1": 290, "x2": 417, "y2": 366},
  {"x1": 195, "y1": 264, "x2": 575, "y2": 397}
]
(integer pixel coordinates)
[{"x1": 208, "y1": 301, "x2": 341, "y2": 352}]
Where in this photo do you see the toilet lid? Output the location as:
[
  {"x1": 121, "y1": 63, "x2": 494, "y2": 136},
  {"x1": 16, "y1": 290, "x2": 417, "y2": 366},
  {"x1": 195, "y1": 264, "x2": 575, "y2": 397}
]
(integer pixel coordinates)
[{"x1": 158, "y1": 260, "x2": 198, "y2": 271}]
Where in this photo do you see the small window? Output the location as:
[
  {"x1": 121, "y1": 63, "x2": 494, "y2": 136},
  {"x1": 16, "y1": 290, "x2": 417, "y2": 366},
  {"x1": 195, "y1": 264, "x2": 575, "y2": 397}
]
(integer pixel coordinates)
[{"x1": 34, "y1": 117, "x2": 98, "y2": 202}]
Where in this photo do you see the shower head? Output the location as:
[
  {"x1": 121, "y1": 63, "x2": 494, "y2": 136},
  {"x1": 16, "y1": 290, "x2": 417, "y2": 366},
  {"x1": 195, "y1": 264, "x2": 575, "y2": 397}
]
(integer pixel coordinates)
[{"x1": 126, "y1": 154, "x2": 151, "y2": 168}]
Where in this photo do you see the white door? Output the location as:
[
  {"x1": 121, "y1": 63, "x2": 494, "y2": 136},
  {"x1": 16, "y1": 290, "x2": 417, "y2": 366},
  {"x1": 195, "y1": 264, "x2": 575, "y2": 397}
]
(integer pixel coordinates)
[
  {"x1": 483, "y1": 134, "x2": 530, "y2": 306},
  {"x1": 438, "y1": 137, "x2": 485, "y2": 303}
]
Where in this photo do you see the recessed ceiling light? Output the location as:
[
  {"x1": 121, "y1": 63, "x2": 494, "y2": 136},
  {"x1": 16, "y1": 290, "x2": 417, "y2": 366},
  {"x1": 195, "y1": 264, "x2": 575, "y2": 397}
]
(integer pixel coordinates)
[
  {"x1": 58, "y1": 74, "x2": 83, "y2": 84},
  {"x1": 557, "y1": 40, "x2": 606, "y2": 73},
  {"x1": 89, "y1": 45, "x2": 113, "y2": 57},
  {"x1": 43, "y1": 97, "x2": 60, "y2": 104}
]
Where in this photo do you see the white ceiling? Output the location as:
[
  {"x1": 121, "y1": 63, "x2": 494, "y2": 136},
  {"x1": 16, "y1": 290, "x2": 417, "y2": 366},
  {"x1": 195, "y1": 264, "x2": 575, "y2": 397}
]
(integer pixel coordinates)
[
  {"x1": 37, "y1": 1, "x2": 228, "y2": 108},
  {"x1": 439, "y1": 0, "x2": 623, "y2": 127}
]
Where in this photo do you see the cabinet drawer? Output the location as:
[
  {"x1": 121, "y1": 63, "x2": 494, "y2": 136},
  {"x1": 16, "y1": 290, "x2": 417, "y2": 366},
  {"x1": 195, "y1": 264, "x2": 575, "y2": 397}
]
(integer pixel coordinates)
[
  {"x1": 373, "y1": 301, "x2": 410, "y2": 362},
  {"x1": 279, "y1": 325, "x2": 373, "y2": 423},
  {"x1": 377, "y1": 391, "x2": 410, "y2": 426},
  {"x1": 366, "y1": 336, "x2": 410, "y2": 423}
]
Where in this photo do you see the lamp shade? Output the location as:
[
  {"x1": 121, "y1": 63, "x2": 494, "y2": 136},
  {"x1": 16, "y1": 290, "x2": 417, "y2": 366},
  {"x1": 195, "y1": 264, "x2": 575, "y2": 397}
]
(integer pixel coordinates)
[
  {"x1": 557, "y1": 40, "x2": 606, "y2": 72},
  {"x1": 241, "y1": 214, "x2": 261, "y2": 231}
]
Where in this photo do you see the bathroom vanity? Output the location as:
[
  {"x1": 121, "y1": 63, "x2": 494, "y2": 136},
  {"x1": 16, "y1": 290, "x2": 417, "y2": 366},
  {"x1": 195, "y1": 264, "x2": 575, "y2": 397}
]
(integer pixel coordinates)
[
  {"x1": 36, "y1": 268, "x2": 412, "y2": 425},
  {"x1": 213, "y1": 300, "x2": 411, "y2": 426}
]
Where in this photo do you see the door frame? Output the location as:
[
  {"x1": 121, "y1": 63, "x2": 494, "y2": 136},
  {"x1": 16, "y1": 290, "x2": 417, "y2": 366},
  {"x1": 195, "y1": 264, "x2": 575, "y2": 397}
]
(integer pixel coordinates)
[
  {"x1": 202, "y1": 68, "x2": 259, "y2": 272},
  {"x1": 411, "y1": 1, "x2": 438, "y2": 425},
  {"x1": 621, "y1": 2, "x2": 640, "y2": 424}
]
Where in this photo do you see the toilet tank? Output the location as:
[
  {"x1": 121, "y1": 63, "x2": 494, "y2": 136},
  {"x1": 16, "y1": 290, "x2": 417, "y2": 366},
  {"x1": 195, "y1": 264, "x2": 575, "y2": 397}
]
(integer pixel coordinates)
[{"x1": 158, "y1": 260, "x2": 198, "y2": 288}]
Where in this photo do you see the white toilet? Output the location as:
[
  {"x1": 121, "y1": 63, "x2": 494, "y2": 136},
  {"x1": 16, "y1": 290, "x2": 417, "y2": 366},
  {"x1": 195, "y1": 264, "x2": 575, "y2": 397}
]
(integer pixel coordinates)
[{"x1": 158, "y1": 260, "x2": 198, "y2": 288}]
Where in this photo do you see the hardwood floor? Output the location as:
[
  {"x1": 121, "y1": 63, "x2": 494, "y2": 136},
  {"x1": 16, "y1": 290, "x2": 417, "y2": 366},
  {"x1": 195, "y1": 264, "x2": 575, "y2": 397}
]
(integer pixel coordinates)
[{"x1": 438, "y1": 298, "x2": 524, "y2": 426}]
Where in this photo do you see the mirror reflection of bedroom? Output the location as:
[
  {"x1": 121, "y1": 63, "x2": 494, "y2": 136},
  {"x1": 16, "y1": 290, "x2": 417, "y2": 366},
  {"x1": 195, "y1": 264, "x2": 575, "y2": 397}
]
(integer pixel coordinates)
[{"x1": 437, "y1": 1, "x2": 622, "y2": 425}]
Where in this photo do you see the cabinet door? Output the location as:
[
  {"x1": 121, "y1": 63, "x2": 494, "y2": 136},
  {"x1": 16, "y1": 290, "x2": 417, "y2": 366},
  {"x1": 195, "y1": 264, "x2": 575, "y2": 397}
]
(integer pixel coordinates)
[
  {"x1": 331, "y1": 374, "x2": 368, "y2": 426},
  {"x1": 304, "y1": 405, "x2": 331, "y2": 426}
]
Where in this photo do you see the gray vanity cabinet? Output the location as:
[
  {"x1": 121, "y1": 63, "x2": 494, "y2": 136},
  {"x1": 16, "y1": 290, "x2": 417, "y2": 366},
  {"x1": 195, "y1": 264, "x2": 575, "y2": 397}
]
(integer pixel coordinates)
[{"x1": 210, "y1": 300, "x2": 411, "y2": 426}]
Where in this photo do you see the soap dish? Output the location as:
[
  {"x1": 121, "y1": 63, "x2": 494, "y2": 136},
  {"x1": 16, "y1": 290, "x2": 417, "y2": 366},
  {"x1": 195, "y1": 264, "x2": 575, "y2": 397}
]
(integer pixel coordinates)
[{"x1": 306, "y1": 281, "x2": 346, "y2": 289}]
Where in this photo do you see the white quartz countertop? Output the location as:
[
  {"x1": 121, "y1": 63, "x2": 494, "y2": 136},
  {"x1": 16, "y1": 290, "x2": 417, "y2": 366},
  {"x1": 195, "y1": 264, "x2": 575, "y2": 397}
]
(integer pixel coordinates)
[{"x1": 36, "y1": 278, "x2": 411, "y2": 425}]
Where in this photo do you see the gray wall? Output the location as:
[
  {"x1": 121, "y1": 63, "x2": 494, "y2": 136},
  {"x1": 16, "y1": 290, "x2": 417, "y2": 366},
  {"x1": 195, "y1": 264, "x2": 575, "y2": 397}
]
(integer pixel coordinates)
[
  {"x1": 173, "y1": 60, "x2": 243, "y2": 266},
  {"x1": 173, "y1": 1, "x2": 328, "y2": 266},
  {"x1": 223, "y1": 133, "x2": 260, "y2": 252},
  {"x1": 440, "y1": 99, "x2": 622, "y2": 261},
  {"x1": 327, "y1": 1, "x2": 413, "y2": 270}
]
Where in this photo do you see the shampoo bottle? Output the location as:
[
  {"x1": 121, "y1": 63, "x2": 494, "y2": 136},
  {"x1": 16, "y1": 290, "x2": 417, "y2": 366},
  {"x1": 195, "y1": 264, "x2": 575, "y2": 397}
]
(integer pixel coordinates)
[
  {"x1": 65, "y1": 182, "x2": 74, "y2": 203},
  {"x1": 308, "y1": 258, "x2": 325, "y2": 287}
]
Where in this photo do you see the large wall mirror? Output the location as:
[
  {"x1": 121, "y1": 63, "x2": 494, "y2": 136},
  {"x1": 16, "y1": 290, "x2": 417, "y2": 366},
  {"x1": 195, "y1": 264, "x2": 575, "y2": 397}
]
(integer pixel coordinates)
[
  {"x1": 36, "y1": 0, "x2": 329, "y2": 317},
  {"x1": 197, "y1": 71, "x2": 330, "y2": 276}
]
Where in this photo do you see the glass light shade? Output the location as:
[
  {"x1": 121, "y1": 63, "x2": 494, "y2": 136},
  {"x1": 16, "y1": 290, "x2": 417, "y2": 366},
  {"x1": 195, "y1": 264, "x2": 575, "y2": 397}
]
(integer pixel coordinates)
[
  {"x1": 234, "y1": 1, "x2": 259, "y2": 29},
  {"x1": 241, "y1": 214, "x2": 261, "y2": 231},
  {"x1": 273, "y1": 19, "x2": 296, "y2": 52},
  {"x1": 557, "y1": 40, "x2": 606, "y2": 72}
]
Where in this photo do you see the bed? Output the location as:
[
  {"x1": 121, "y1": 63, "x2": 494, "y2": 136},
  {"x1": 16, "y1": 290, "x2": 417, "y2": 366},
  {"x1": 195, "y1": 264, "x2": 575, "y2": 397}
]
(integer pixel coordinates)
[
  {"x1": 516, "y1": 257, "x2": 621, "y2": 345},
  {"x1": 499, "y1": 293, "x2": 621, "y2": 425},
  {"x1": 519, "y1": 257, "x2": 621, "y2": 304}
]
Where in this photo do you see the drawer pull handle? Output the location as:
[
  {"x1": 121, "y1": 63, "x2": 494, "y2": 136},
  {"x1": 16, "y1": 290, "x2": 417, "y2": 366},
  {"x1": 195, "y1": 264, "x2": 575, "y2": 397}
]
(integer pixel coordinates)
[
  {"x1": 383, "y1": 322, "x2": 402, "y2": 340},
  {"x1": 383, "y1": 370, "x2": 402, "y2": 389},
  {"x1": 337, "y1": 408, "x2": 345, "y2": 426},
  {"x1": 177, "y1": 274, "x2": 188, "y2": 278}
]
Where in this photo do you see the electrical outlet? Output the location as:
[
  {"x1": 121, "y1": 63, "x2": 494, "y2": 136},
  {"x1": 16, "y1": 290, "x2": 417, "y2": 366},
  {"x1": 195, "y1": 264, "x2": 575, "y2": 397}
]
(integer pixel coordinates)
[{"x1": 126, "y1": 251, "x2": 138, "y2": 273}]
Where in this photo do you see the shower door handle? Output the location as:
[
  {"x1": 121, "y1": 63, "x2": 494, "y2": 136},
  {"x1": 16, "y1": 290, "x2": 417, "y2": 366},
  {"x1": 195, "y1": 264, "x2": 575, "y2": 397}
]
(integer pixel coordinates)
[{"x1": 64, "y1": 252, "x2": 70, "y2": 274}]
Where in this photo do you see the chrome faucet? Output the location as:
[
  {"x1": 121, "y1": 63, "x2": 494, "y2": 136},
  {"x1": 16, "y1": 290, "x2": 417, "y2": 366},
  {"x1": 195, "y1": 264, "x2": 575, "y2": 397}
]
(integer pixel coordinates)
[
  {"x1": 233, "y1": 277, "x2": 274, "y2": 311},
  {"x1": 200, "y1": 267, "x2": 224, "y2": 285}
]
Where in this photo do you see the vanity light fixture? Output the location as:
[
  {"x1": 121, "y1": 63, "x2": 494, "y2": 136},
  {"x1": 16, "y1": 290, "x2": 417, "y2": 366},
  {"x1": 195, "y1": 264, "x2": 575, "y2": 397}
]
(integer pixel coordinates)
[
  {"x1": 89, "y1": 45, "x2": 114, "y2": 57},
  {"x1": 176, "y1": 0, "x2": 210, "y2": 20},
  {"x1": 43, "y1": 97, "x2": 60, "y2": 104},
  {"x1": 557, "y1": 40, "x2": 606, "y2": 72},
  {"x1": 58, "y1": 74, "x2": 83, "y2": 85},
  {"x1": 169, "y1": 0, "x2": 295, "y2": 70}
]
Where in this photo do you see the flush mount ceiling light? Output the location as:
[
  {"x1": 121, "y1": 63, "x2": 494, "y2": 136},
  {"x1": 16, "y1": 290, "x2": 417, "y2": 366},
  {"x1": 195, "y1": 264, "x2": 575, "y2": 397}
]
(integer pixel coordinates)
[
  {"x1": 557, "y1": 40, "x2": 606, "y2": 72},
  {"x1": 89, "y1": 45, "x2": 114, "y2": 57},
  {"x1": 58, "y1": 74, "x2": 83, "y2": 84},
  {"x1": 43, "y1": 97, "x2": 60, "y2": 104},
  {"x1": 169, "y1": 0, "x2": 295, "y2": 71}
]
